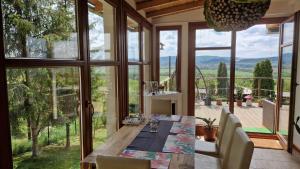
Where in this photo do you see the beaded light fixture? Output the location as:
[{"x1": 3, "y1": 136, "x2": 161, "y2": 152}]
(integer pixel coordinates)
[{"x1": 204, "y1": 0, "x2": 271, "y2": 31}]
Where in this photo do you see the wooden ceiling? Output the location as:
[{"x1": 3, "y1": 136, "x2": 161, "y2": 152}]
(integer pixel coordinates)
[{"x1": 135, "y1": 0, "x2": 205, "y2": 18}]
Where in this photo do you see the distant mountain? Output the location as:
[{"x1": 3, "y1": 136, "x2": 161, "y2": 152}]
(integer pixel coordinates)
[{"x1": 160, "y1": 53, "x2": 292, "y2": 70}]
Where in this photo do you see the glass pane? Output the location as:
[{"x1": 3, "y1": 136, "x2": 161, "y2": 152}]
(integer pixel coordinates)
[
  {"x1": 159, "y1": 30, "x2": 178, "y2": 91},
  {"x1": 88, "y1": 1, "x2": 116, "y2": 60},
  {"x1": 91, "y1": 67, "x2": 118, "y2": 148},
  {"x1": 127, "y1": 17, "x2": 140, "y2": 61},
  {"x1": 2, "y1": 1, "x2": 78, "y2": 59},
  {"x1": 235, "y1": 24, "x2": 279, "y2": 133},
  {"x1": 283, "y1": 21, "x2": 294, "y2": 44},
  {"x1": 143, "y1": 27, "x2": 151, "y2": 62},
  {"x1": 7, "y1": 68, "x2": 81, "y2": 168},
  {"x1": 279, "y1": 45, "x2": 293, "y2": 138},
  {"x1": 143, "y1": 64, "x2": 151, "y2": 87},
  {"x1": 128, "y1": 65, "x2": 141, "y2": 115},
  {"x1": 196, "y1": 29, "x2": 231, "y2": 48},
  {"x1": 195, "y1": 50, "x2": 231, "y2": 124}
]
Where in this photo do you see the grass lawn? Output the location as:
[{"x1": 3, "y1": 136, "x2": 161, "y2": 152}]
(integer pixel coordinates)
[{"x1": 13, "y1": 128, "x2": 107, "y2": 169}]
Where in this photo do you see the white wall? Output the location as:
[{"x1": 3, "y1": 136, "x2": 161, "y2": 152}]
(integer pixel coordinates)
[{"x1": 152, "y1": 0, "x2": 299, "y2": 115}]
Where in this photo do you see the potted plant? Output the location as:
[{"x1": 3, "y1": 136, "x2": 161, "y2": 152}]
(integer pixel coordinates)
[
  {"x1": 216, "y1": 98, "x2": 222, "y2": 106},
  {"x1": 236, "y1": 87, "x2": 243, "y2": 107},
  {"x1": 196, "y1": 117, "x2": 217, "y2": 142}
]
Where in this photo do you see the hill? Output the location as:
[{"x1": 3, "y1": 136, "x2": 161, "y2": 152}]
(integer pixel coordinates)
[{"x1": 160, "y1": 53, "x2": 292, "y2": 70}]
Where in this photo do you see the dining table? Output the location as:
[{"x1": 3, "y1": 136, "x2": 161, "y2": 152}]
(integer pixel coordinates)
[{"x1": 81, "y1": 115, "x2": 195, "y2": 169}]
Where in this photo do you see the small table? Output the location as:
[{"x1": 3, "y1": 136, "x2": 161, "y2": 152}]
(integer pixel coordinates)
[{"x1": 81, "y1": 116, "x2": 195, "y2": 169}]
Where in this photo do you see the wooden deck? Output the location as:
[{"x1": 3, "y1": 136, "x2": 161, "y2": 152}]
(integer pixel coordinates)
[{"x1": 195, "y1": 101, "x2": 289, "y2": 134}]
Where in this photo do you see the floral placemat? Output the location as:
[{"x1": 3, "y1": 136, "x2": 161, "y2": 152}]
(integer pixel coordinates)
[
  {"x1": 170, "y1": 122, "x2": 195, "y2": 135},
  {"x1": 120, "y1": 149, "x2": 172, "y2": 169},
  {"x1": 162, "y1": 134, "x2": 194, "y2": 154}
]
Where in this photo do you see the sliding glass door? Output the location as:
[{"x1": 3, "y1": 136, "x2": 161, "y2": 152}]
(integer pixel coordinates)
[{"x1": 235, "y1": 24, "x2": 279, "y2": 134}]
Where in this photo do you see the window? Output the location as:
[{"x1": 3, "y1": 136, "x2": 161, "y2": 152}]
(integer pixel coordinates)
[
  {"x1": 128, "y1": 65, "x2": 141, "y2": 114},
  {"x1": 91, "y1": 67, "x2": 118, "y2": 148},
  {"x1": 143, "y1": 27, "x2": 151, "y2": 90},
  {"x1": 127, "y1": 17, "x2": 140, "y2": 62},
  {"x1": 88, "y1": 1, "x2": 119, "y2": 149},
  {"x1": 2, "y1": 0, "x2": 78, "y2": 59},
  {"x1": 126, "y1": 16, "x2": 143, "y2": 115},
  {"x1": 7, "y1": 68, "x2": 81, "y2": 168},
  {"x1": 88, "y1": 1, "x2": 116, "y2": 60},
  {"x1": 157, "y1": 26, "x2": 181, "y2": 91}
]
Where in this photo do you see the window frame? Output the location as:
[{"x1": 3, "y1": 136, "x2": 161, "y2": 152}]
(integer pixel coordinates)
[{"x1": 0, "y1": 0, "x2": 153, "y2": 168}]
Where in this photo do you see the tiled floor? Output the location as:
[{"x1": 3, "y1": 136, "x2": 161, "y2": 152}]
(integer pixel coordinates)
[{"x1": 250, "y1": 148, "x2": 300, "y2": 169}]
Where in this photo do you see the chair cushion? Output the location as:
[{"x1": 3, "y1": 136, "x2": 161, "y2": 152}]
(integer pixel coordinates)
[
  {"x1": 195, "y1": 153, "x2": 221, "y2": 169},
  {"x1": 195, "y1": 140, "x2": 219, "y2": 157}
]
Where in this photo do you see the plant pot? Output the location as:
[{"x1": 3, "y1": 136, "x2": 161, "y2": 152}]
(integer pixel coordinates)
[
  {"x1": 237, "y1": 100, "x2": 243, "y2": 107},
  {"x1": 204, "y1": 96, "x2": 212, "y2": 106},
  {"x1": 258, "y1": 100, "x2": 263, "y2": 107},
  {"x1": 246, "y1": 99, "x2": 252, "y2": 106},
  {"x1": 204, "y1": 127, "x2": 217, "y2": 142},
  {"x1": 216, "y1": 99, "x2": 222, "y2": 106},
  {"x1": 196, "y1": 124, "x2": 205, "y2": 137}
]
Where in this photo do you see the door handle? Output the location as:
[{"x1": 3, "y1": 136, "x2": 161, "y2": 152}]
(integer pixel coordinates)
[{"x1": 87, "y1": 101, "x2": 95, "y2": 117}]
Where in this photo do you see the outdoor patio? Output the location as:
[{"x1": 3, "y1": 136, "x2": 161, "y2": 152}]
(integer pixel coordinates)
[{"x1": 195, "y1": 101, "x2": 290, "y2": 134}]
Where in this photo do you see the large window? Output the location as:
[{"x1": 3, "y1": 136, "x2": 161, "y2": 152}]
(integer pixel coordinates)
[
  {"x1": 0, "y1": 0, "x2": 152, "y2": 168},
  {"x1": 1, "y1": 0, "x2": 83, "y2": 168},
  {"x1": 157, "y1": 26, "x2": 181, "y2": 91}
]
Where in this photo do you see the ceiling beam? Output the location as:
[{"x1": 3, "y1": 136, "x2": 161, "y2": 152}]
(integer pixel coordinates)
[
  {"x1": 146, "y1": 0, "x2": 204, "y2": 18},
  {"x1": 136, "y1": 0, "x2": 177, "y2": 10}
]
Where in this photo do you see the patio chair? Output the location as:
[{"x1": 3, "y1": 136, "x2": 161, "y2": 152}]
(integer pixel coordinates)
[
  {"x1": 195, "y1": 127, "x2": 254, "y2": 169},
  {"x1": 196, "y1": 113, "x2": 242, "y2": 160},
  {"x1": 96, "y1": 155, "x2": 151, "y2": 169},
  {"x1": 195, "y1": 107, "x2": 231, "y2": 156}
]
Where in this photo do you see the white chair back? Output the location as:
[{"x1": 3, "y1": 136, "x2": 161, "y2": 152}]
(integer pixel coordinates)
[
  {"x1": 219, "y1": 114, "x2": 242, "y2": 166},
  {"x1": 96, "y1": 155, "x2": 151, "y2": 169},
  {"x1": 225, "y1": 127, "x2": 254, "y2": 169},
  {"x1": 216, "y1": 107, "x2": 231, "y2": 148}
]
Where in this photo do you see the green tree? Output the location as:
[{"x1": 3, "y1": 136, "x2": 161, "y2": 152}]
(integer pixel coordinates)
[
  {"x1": 3, "y1": 0, "x2": 76, "y2": 157},
  {"x1": 217, "y1": 62, "x2": 228, "y2": 97},
  {"x1": 252, "y1": 59, "x2": 275, "y2": 98}
]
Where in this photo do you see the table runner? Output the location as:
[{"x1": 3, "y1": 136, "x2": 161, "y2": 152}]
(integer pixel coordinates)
[{"x1": 126, "y1": 120, "x2": 174, "y2": 152}]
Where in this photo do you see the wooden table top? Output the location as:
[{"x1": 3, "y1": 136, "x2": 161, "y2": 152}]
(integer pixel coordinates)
[{"x1": 81, "y1": 116, "x2": 195, "y2": 169}]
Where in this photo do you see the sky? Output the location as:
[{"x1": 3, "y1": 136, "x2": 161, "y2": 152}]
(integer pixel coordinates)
[
  {"x1": 89, "y1": 13, "x2": 283, "y2": 60},
  {"x1": 160, "y1": 24, "x2": 281, "y2": 59}
]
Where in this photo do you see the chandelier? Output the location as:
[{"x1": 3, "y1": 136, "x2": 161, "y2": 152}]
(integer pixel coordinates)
[{"x1": 204, "y1": 0, "x2": 271, "y2": 31}]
